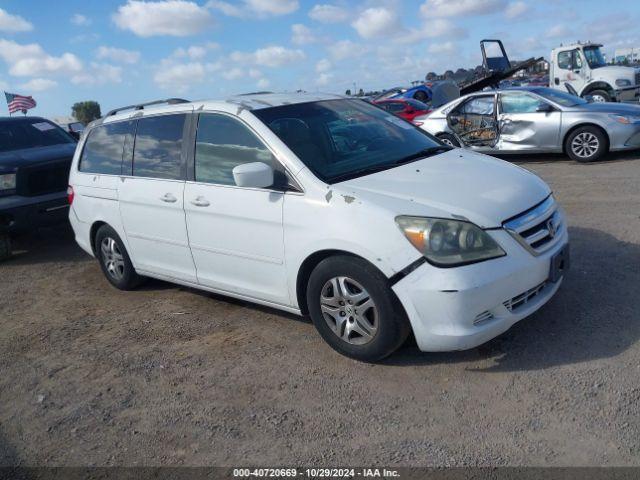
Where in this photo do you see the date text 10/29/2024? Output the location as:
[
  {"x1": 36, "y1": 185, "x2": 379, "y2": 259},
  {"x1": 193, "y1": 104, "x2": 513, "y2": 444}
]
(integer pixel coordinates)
[{"x1": 233, "y1": 468, "x2": 401, "y2": 478}]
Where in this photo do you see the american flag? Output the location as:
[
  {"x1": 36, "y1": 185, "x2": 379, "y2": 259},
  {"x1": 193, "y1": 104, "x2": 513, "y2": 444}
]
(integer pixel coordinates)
[{"x1": 4, "y1": 92, "x2": 37, "y2": 115}]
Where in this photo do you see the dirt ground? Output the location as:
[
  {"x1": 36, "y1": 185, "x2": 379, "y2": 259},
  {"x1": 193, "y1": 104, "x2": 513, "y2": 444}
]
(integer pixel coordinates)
[{"x1": 1, "y1": 152, "x2": 639, "y2": 467}]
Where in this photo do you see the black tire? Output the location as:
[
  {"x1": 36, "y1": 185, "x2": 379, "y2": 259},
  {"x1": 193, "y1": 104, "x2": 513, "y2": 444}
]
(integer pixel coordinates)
[
  {"x1": 94, "y1": 225, "x2": 144, "y2": 290},
  {"x1": 306, "y1": 255, "x2": 411, "y2": 362},
  {"x1": 0, "y1": 234, "x2": 11, "y2": 261},
  {"x1": 437, "y1": 133, "x2": 460, "y2": 147},
  {"x1": 585, "y1": 89, "x2": 611, "y2": 103},
  {"x1": 413, "y1": 90, "x2": 429, "y2": 103},
  {"x1": 565, "y1": 126, "x2": 608, "y2": 163}
]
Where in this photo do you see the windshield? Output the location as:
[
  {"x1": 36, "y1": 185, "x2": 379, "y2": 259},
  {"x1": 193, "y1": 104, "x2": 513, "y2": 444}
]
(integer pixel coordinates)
[
  {"x1": 532, "y1": 88, "x2": 589, "y2": 107},
  {"x1": 253, "y1": 99, "x2": 443, "y2": 184},
  {"x1": 0, "y1": 119, "x2": 75, "y2": 153},
  {"x1": 583, "y1": 46, "x2": 606, "y2": 69}
]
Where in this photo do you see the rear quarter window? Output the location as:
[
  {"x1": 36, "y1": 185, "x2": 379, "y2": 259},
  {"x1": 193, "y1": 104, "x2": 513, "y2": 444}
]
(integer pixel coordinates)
[{"x1": 79, "y1": 121, "x2": 136, "y2": 175}]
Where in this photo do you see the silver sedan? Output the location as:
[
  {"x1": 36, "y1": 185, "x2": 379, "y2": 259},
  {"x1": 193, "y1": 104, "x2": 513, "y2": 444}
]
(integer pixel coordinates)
[{"x1": 417, "y1": 87, "x2": 640, "y2": 162}]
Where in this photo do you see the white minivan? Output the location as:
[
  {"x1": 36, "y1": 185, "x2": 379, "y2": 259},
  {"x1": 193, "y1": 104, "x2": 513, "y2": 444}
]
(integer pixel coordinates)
[{"x1": 68, "y1": 93, "x2": 569, "y2": 361}]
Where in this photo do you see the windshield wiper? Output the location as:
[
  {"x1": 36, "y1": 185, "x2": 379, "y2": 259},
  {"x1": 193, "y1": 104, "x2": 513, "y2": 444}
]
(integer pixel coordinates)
[{"x1": 394, "y1": 146, "x2": 451, "y2": 165}]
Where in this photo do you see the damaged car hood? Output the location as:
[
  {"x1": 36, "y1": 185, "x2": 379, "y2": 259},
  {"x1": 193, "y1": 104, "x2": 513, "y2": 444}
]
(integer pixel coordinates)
[{"x1": 334, "y1": 149, "x2": 550, "y2": 228}]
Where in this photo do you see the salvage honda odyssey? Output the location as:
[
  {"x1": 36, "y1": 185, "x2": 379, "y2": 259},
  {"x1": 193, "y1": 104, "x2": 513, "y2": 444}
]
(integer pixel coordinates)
[{"x1": 68, "y1": 93, "x2": 569, "y2": 361}]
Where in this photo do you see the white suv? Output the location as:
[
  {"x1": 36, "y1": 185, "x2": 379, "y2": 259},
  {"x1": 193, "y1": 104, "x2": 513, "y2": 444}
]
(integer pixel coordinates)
[{"x1": 68, "y1": 93, "x2": 569, "y2": 361}]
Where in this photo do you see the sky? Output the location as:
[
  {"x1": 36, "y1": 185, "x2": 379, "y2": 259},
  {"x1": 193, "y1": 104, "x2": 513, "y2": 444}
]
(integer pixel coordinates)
[{"x1": 1, "y1": 0, "x2": 639, "y2": 118}]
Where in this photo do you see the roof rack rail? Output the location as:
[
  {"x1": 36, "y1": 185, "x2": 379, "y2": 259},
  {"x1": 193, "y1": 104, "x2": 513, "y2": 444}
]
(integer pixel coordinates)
[{"x1": 105, "y1": 98, "x2": 190, "y2": 117}]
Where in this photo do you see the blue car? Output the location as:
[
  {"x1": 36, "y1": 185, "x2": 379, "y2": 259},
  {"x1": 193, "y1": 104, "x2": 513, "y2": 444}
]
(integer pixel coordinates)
[{"x1": 375, "y1": 85, "x2": 432, "y2": 103}]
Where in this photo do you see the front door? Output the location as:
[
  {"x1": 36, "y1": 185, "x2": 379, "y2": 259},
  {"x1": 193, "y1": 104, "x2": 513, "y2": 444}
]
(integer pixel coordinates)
[
  {"x1": 183, "y1": 112, "x2": 290, "y2": 306},
  {"x1": 555, "y1": 49, "x2": 587, "y2": 94},
  {"x1": 497, "y1": 91, "x2": 561, "y2": 152},
  {"x1": 447, "y1": 94, "x2": 498, "y2": 151},
  {"x1": 118, "y1": 112, "x2": 197, "y2": 283}
]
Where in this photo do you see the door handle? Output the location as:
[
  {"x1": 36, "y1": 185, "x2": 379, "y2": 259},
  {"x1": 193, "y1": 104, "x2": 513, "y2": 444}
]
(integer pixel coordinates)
[
  {"x1": 190, "y1": 196, "x2": 210, "y2": 207},
  {"x1": 160, "y1": 193, "x2": 177, "y2": 203}
]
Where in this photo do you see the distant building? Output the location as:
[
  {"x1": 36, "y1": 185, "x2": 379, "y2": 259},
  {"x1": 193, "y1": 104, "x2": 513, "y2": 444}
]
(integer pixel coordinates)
[{"x1": 614, "y1": 47, "x2": 640, "y2": 64}]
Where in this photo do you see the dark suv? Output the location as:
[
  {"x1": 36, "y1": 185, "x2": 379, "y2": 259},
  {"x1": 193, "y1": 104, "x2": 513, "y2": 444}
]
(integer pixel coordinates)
[{"x1": 0, "y1": 116, "x2": 77, "y2": 259}]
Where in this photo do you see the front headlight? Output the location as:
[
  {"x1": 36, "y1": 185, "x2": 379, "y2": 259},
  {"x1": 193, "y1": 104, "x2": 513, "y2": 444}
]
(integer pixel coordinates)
[
  {"x1": 0, "y1": 173, "x2": 16, "y2": 191},
  {"x1": 609, "y1": 114, "x2": 640, "y2": 124},
  {"x1": 395, "y1": 216, "x2": 506, "y2": 267},
  {"x1": 615, "y1": 79, "x2": 632, "y2": 87}
]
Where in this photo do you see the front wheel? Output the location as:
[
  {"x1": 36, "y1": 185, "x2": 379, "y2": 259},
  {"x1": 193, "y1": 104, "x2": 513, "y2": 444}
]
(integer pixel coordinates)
[
  {"x1": 565, "y1": 126, "x2": 608, "y2": 163},
  {"x1": 306, "y1": 256, "x2": 411, "y2": 361},
  {"x1": 437, "y1": 133, "x2": 460, "y2": 147},
  {"x1": 0, "y1": 233, "x2": 11, "y2": 261},
  {"x1": 586, "y1": 89, "x2": 611, "y2": 103}
]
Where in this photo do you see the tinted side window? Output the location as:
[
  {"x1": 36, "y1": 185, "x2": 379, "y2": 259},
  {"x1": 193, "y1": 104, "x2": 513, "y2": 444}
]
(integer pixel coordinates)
[
  {"x1": 80, "y1": 121, "x2": 135, "y2": 174},
  {"x1": 194, "y1": 114, "x2": 276, "y2": 186},
  {"x1": 133, "y1": 114, "x2": 186, "y2": 180}
]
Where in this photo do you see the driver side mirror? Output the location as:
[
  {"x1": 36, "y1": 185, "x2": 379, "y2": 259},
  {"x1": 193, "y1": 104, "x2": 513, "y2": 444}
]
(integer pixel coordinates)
[
  {"x1": 536, "y1": 103, "x2": 555, "y2": 113},
  {"x1": 233, "y1": 162, "x2": 274, "y2": 189}
]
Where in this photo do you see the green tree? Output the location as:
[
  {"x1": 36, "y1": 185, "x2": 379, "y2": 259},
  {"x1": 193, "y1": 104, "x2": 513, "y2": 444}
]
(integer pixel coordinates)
[
  {"x1": 345, "y1": 89, "x2": 352, "y2": 96},
  {"x1": 72, "y1": 101, "x2": 102, "y2": 125}
]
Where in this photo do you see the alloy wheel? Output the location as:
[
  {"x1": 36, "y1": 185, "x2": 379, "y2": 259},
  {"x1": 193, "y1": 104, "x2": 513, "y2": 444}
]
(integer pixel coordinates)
[
  {"x1": 590, "y1": 94, "x2": 606, "y2": 103},
  {"x1": 100, "y1": 237, "x2": 125, "y2": 281},
  {"x1": 440, "y1": 137, "x2": 455, "y2": 147},
  {"x1": 320, "y1": 276, "x2": 378, "y2": 345},
  {"x1": 571, "y1": 132, "x2": 599, "y2": 159}
]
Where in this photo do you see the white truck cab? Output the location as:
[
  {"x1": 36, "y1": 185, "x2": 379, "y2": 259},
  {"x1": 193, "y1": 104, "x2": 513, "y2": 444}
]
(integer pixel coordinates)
[{"x1": 550, "y1": 42, "x2": 640, "y2": 102}]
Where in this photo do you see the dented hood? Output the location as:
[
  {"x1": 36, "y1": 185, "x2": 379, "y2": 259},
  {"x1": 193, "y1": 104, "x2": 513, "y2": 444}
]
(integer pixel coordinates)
[{"x1": 335, "y1": 149, "x2": 550, "y2": 228}]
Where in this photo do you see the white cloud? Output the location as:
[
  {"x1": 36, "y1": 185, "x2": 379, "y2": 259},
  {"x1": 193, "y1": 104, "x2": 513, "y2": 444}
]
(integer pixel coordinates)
[
  {"x1": 154, "y1": 61, "x2": 207, "y2": 91},
  {"x1": 327, "y1": 39, "x2": 367, "y2": 61},
  {"x1": 71, "y1": 14, "x2": 91, "y2": 26},
  {"x1": 505, "y1": 1, "x2": 528, "y2": 19},
  {"x1": 19, "y1": 78, "x2": 57, "y2": 92},
  {"x1": 0, "y1": 8, "x2": 33, "y2": 32},
  {"x1": 420, "y1": 0, "x2": 505, "y2": 18},
  {"x1": 0, "y1": 39, "x2": 82, "y2": 77},
  {"x1": 396, "y1": 18, "x2": 465, "y2": 44},
  {"x1": 428, "y1": 41, "x2": 456, "y2": 55},
  {"x1": 316, "y1": 72, "x2": 333, "y2": 86},
  {"x1": 72, "y1": 63, "x2": 122, "y2": 86},
  {"x1": 291, "y1": 24, "x2": 316, "y2": 45},
  {"x1": 173, "y1": 43, "x2": 219, "y2": 60},
  {"x1": 352, "y1": 7, "x2": 399, "y2": 39},
  {"x1": 113, "y1": 0, "x2": 214, "y2": 37},
  {"x1": 315, "y1": 58, "x2": 331, "y2": 73},
  {"x1": 546, "y1": 23, "x2": 570, "y2": 38},
  {"x1": 308, "y1": 4, "x2": 349, "y2": 23},
  {"x1": 222, "y1": 67, "x2": 244, "y2": 80},
  {"x1": 96, "y1": 46, "x2": 141, "y2": 64},
  {"x1": 231, "y1": 45, "x2": 305, "y2": 67},
  {"x1": 207, "y1": 0, "x2": 298, "y2": 18},
  {"x1": 257, "y1": 78, "x2": 270, "y2": 89}
]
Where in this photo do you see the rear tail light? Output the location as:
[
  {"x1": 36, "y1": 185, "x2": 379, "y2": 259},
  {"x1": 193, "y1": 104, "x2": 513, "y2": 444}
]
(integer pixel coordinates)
[
  {"x1": 413, "y1": 121, "x2": 424, "y2": 126},
  {"x1": 67, "y1": 185, "x2": 74, "y2": 205}
]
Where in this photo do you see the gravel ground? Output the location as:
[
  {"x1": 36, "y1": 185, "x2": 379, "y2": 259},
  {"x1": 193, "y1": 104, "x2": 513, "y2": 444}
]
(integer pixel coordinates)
[{"x1": 1, "y1": 152, "x2": 639, "y2": 467}]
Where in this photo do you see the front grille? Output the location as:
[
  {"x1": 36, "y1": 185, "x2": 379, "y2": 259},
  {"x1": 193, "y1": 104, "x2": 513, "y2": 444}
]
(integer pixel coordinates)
[
  {"x1": 504, "y1": 282, "x2": 546, "y2": 312},
  {"x1": 17, "y1": 160, "x2": 71, "y2": 197},
  {"x1": 503, "y1": 196, "x2": 563, "y2": 255}
]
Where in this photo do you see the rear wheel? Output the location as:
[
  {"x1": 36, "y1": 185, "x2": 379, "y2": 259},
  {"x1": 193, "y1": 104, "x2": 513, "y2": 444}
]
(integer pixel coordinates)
[
  {"x1": 413, "y1": 90, "x2": 429, "y2": 103},
  {"x1": 565, "y1": 126, "x2": 608, "y2": 163},
  {"x1": 437, "y1": 133, "x2": 460, "y2": 147},
  {"x1": 586, "y1": 89, "x2": 611, "y2": 103},
  {"x1": 95, "y1": 225, "x2": 144, "y2": 290},
  {"x1": 0, "y1": 233, "x2": 11, "y2": 261},
  {"x1": 306, "y1": 256, "x2": 410, "y2": 361}
]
